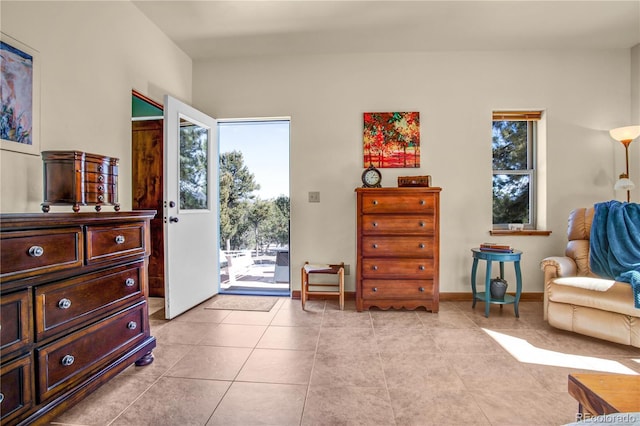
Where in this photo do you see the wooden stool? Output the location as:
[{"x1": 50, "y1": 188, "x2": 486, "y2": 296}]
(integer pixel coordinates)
[{"x1": 301, "y1": 262, "x2": 345, "y2": 310}]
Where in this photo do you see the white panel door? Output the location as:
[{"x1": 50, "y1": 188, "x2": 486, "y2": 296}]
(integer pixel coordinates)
[{"x1": 163, "y1": 95, "x2": 219, "y2": 319}]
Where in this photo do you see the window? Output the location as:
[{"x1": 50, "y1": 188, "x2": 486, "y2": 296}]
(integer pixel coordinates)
[{"x1": 492, "y1": 110, "x2": 541, "y2": 229}]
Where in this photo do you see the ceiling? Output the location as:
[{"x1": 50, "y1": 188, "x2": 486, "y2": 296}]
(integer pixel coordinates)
[{"x1": 132, "y1": 0, "x2": 640, "y2": 60}]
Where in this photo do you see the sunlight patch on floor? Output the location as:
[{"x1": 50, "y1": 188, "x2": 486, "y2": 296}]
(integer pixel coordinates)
[{"x1": 483, "y1": 328, "x2": 638, "y2": 375}]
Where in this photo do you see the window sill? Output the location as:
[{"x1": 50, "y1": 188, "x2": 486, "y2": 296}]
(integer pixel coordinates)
[{"x1": 490, "y1": 230, "x2": 552, "y2": 236}]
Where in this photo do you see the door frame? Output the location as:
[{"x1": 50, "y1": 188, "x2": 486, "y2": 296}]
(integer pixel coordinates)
[{"x1": 217, "y1": 117, "x2": 291, "y2": 297}]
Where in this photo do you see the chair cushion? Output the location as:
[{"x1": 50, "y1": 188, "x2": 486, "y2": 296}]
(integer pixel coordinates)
[{"x1": 549, "y1": 278, "x2": 640, "y2": 317}]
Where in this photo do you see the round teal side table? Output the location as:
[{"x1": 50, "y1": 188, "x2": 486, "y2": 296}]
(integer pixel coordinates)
[{"x1": 470, "y1": 248, "x2": 522, "y2": 318}]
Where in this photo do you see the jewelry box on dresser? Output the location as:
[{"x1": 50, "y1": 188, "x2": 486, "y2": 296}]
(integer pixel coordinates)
[
  {"x1": 0, "y1": 211, "x2": 156, "y2": 425},
  {"x1": 355, "y1": 187, "x2": 441, "y2": 312},
  {"x1": 41, "y1": 151, "x2": 120, "y2": 213}
]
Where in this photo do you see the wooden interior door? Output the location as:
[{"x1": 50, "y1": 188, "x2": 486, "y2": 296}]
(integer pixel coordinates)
[{"x1": 132, "y1": 120, "x2": 165, "y2": 297}]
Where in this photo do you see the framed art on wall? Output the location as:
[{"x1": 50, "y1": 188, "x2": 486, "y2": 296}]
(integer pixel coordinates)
[
  {"x1": 363, "y1": 112, "x2": 420, "y2": 168},
  {"x1": 1, "y1": 32, "x2": 40, "y2": 156}
]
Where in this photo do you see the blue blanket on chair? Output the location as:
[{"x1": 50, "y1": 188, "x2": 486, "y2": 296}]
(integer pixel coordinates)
[{"x1": 590, "y1": 200, "x2": 640, "y2": 308}]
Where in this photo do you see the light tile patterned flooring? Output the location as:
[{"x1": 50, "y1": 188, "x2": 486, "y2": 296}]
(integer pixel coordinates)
[{"x1": 50, "y1": 298, "x2": 640, "y2": 426}]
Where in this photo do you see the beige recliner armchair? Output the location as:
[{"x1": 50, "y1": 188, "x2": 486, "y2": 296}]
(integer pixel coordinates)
[{"x1": 541, "y1": 207, "x2": 640, "y2": 347}]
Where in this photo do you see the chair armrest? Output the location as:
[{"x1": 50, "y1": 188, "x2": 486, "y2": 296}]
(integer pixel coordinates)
[
  {"x1": 540, "y1": 256, "x2": 577, "y2": 320},
  {"x1": 541, "y1": 256, "x2": 577, "y2": 280}
]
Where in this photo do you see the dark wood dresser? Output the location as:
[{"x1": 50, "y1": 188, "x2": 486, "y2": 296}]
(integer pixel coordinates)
[
  {"x1": 0, "y1": 211, "x2": 156, "y2": 425},
  {"x1": 355, "y1": 187, "x2": 441, "y2": 312}
]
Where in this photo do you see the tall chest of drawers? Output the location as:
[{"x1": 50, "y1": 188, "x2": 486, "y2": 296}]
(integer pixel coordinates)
[
  {"x1": 355, "y1": 187, "x2": 441, "y2": 312},
  {"x1": 0, "y1": 212, "x2": 156, "y2": 425}
]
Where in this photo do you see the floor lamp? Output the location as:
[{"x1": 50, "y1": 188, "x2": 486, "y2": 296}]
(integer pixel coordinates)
[{"x1": 609, "y1": 125, "x2": 640, "y2": 202}]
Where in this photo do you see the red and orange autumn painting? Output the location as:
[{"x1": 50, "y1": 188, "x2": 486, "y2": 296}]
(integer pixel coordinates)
[{"x1": 363, "y1": 112, "x2": 420, "y2": 168}]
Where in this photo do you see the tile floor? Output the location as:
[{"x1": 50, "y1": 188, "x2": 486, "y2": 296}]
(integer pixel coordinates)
[{"x1": 50, "y1": 298, "x2": 640, "y2": 426}]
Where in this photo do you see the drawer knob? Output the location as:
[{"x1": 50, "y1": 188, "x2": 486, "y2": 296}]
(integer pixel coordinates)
[
  {"x1": 372, "y1": 265, "x2": 378, "y2": 271},
  {"x1": 372, "y1": 200, "x2": 378, "y2": 205},
  {"x1": 419, "y1": 265, "x2": 425, "y2": 271},
  {"x1": 98, "y1": 165, "x2": 104, "y2": 172},
  {"x1": 61, "y1": 355, "x2": 75, "y2": 366},
  {"x1": 115, "y1": 235, "x2": 125, "y2": 244},
  {"x1": 372, "y1": 243, "x2": 378, "y2": 249},
  {"x1": 419, "y1": 200, "x2": 425, "y2": 205},
  {"x1": 419, "y1": 287, "x2": 425, "y2": 292},
  {"x1": 0, "y1": 392, "x2": 4, "y2": 403},
  {"x1": 98, "y1": 195, "x2": 105, "y2": 202},
  {"x1": 372, "y1": 222, "x2": 378, "y2": 227},
  {"x1": 127, "y1": 321, "x2": 137, "y2": 330},
  {"x1": 28, "y1": 245, "x2": 44, "y2": 257},
  {"x1": 58, "y1": 298, "x2": 72, "y2": 309},
  {"x1": 125, "y1": 278, "x2": 135, "y2": 287},
  {"x1": 98, "y1": 185, "x2": 104, "y2": 192},
  {"x1": 98, "y1": 175, "x2": 105, "y2": 182},
  {"x1": 419, "y1": 243, "x2": 425, "y2": 249},
  {"x1": 419, "y1": 222, "x2": 425, "y2": 227},
  {"x1": 372, "y1": 287, "x2": 378, "y2": 292}
]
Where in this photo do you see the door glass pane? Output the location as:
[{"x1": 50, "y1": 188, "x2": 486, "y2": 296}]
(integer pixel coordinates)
[{"x1": 179, "y1": 118, "x2": 209, "y2": 210}]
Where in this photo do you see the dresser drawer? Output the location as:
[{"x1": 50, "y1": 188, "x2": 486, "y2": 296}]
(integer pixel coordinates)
[
  {"x1": 36, "y1": 301, "x2": 148, "y2": 402},
  {"x1": 361, "y1": 193, "x2": 436, "y2": 214},
  {"x1": 86, "y1": 222, "x2": 146, "y2": 264},
  {"x1": 85, "y1": 172, "x2": 116, "y2": 185},
  {"x1": 85, "y1": 191, "x2": 118, "y2": 205},
  {"x1": 0, "y1": 290, "x2": 32, "y2": 358},
  {"x1": 84, "y1": 160, "x2": 116, "y2": 175},
  {"x1": 361, "y1": 258, "x2": 434, "y2": 279},
  {"x1": 362, "y1": 236, "x2": 434, "y2": 258},
  {"x1": 361, "y1": 214, "x2": 435, "y2": 235},
  {"x1": 84, "y1": 182, "x2": 116, "y2": 194},
  {"x1": 35, "y1": 261, "x2": 145, "y2": 341},
  {"x1": 362, "y1": 279, "x2": 434, "y2": 299},
  {"x1": 0, "y1": 227, "x2": 83, "y2": 281},
  {"x1": 0, "y1": 354, "x2": 33, "y2": 424}
]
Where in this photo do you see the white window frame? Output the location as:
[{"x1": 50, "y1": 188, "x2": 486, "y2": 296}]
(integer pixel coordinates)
[{"x1": 492, "y1": 111, "x2": 544, "y2": 230}]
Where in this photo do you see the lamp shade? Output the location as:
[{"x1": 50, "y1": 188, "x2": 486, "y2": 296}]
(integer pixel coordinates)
[
  {"x1": 609, "y1": 125, "x2": 640, "y2": 142},
  {"x1": 614, "y1": 177, "x2": 635, "y2": 191}
]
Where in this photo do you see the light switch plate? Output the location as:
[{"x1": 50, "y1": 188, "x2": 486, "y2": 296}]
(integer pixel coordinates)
[{"x1": 308, "y1": 191, "x2": 320, "y2": 202}]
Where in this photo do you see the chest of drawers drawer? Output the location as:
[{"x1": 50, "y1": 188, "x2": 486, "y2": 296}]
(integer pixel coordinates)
[
  {"x1": 84, "y1": 158, "x2": 117, "y2": 175},
  {"x1": 362, "y1": 279, "x2": 434, "y2": 299},
  {"x1": 35, "y1": 261, "x2": 145, "y2": 341},
  {"x1": 361, "y1": 236, "x2": 434, "y2": 258},
  {"x1": 361, "y1": 214, "x2": 435, "y2": 235},
  {"x1": 361, "y1": 192, "x2": 436, "y2": 214},
  {"x1": 0, "y1": 290, "x2": 32, "y2": 358},
  {"x1": 86, "y1": 222, "x2": 146, "y2": 264},
  {"x1": 0, "y1": 227, "x2": 82, "y2": 282},
  {"x1": 36, "y1": 301, "x2": 148, "y2": 402},
  {"x1": 0, "y1": 354, "x2": 33, "y2": 424},
  {"x1": 361, "y1": 258, "x2": 434, "y2": 278},
  {"x1": 84, "y1": 172, "x2": 116, "y2": 184}
]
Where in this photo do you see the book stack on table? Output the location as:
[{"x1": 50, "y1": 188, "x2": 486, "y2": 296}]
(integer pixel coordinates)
[{"x1": 479, "y1": 243, "x2": 514, "y2": 253}]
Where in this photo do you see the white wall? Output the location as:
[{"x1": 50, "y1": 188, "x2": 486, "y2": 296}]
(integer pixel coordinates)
[
  {"x1": 1, "y1": 1, "x2": 634, "y2": 295},
  {"x1": 193, "y1": 49, "x2": 632, "y2": 294},
  {"x1": 0, "y1": 1, "x2": 192, "y2": 213}
]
